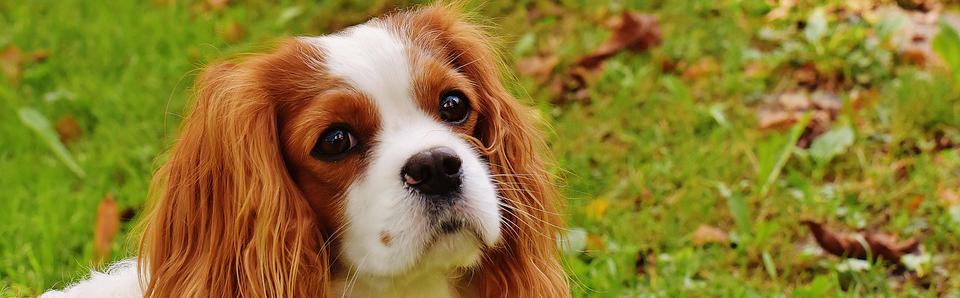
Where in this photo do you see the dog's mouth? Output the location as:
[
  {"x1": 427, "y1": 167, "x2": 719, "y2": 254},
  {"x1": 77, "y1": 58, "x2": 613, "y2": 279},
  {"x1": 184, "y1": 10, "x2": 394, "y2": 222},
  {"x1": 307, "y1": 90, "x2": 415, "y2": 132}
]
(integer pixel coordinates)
[{"x1": 429, "y1": 217, "x2": 487, "y2": 247}]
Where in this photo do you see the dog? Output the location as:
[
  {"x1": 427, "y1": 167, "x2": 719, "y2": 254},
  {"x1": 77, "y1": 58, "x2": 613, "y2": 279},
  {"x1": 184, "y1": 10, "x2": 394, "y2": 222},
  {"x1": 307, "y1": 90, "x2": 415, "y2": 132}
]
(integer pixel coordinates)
[{"x1": 42, "y1": 4, "x2": 568, "y2": 297}]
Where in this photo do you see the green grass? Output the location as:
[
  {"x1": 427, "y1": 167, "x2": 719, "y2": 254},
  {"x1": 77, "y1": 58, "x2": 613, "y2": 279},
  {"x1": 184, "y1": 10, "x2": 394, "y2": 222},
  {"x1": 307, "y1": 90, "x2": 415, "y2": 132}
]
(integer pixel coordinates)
[{"x1": 2, "y1": 0, "x2": 959, "y2": 296}]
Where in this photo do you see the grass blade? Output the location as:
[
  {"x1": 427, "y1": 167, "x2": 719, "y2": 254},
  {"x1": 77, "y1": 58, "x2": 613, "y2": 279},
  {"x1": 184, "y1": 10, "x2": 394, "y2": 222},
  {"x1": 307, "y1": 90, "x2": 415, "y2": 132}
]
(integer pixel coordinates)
[
  {"x1": 18, "y1": 107, "x2": 85, "y2": 178},
  {"x1": 759, "y1": 113, "x2": 811, "y2": 197}
]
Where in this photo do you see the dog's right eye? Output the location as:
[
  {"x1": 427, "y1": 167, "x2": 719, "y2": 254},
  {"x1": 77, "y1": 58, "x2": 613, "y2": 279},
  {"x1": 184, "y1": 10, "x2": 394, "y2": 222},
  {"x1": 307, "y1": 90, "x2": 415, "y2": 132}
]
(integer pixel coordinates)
[{"x1": 311, "y1": 125, "x2": 357, "y2": 161}]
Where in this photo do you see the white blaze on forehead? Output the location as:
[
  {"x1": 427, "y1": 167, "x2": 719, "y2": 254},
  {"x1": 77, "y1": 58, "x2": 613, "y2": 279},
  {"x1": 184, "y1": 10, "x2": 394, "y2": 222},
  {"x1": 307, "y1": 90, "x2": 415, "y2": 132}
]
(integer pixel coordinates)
[{"x1": 301, "y1": 22, "x2": 419, "y2": 126}]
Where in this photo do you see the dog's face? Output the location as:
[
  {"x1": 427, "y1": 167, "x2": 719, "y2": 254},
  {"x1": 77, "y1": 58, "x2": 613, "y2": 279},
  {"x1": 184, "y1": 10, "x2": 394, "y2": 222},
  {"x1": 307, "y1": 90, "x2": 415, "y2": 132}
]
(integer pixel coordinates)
[
  {"x1": 278, "y1": 20, "x2": 501, "y2": 277},
  {"x1": 140, "y1": 5, "x2": 568, "y2": 297}
]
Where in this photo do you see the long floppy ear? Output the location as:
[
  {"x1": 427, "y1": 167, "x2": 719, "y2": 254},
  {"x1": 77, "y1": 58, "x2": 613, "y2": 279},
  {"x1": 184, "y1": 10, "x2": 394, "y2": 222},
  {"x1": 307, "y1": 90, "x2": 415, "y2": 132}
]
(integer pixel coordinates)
[
  {"x1": 404, "y1": 5, "x2": 569, "y2": 297},
  {"x1": 138, "y1": 53, "x2": 328, "y2": 297}
]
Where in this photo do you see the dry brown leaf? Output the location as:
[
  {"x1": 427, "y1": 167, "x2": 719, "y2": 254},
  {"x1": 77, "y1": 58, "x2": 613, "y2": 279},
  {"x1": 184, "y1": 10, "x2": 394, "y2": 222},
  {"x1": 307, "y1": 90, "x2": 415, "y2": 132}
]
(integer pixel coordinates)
[
  {"x1": 550, "y1": 11, "x2": 660, "y2": 105},
  {"x1": 756, "y1": 91, "x2": 841, "y2": 147},
  {"x1": 549, "y1": 68, "x2": 591, "y2": 105},
  {"x1": 574, "y1": 11, "x2": 661, "y2": 70},
  {"x1": 801, "y1": 220, "x2": 920, "y2": 264},
  {"x1": 764, "y1": 0, "x2": 795, "y2": 21},
  {"x1": 877, "y1": 4, "x2": 944, "y2": 68},
  {"x1": 55, "y1": 115, "x2": 82, "y2": 144},
  {"x1": 794, "y1": 63, "x2": 819, "y2": 88},
  {"x1": 681, "y1": 56, "x2": 718, "y2": 80},
  {"x1": 757, "y1": 92, "x2": 813, "y2": 130},
  {"x1": 895, "y1": 159, "x2": 914, "y2": 181},
  {"x1": 93, "y1": 194, "x2": 120, "y2": 265},
  {"x1": 778, "y1": 92, "x2": 811, "y2": 110},
  {"x1": 757, "y1": 108, "x2": 804, "y2": 130},
  {"x1": 933, "y1": 130, "x2": 955, "y2": 152},
  {"x1": 797, "y1": 110, "x2": 834, "y2": 148},
  {"x1": 691, "y1": 225, "x2": 729, "y2": 246},
  {"x1": 208, "y1": 0, "x2": 229, "y2": 11},
  {"x1": 1, "y1": 45, "x2": 22, "y2": 84},
  {"x1": 896, "y1": 0, "x2": 939, "y2": 12},
  {"x1": 907, "y1": 195, "x2": 925, "y2": 212},
  {"x1": 516, "y1": 54, "x2": 559, "y2": 83}
]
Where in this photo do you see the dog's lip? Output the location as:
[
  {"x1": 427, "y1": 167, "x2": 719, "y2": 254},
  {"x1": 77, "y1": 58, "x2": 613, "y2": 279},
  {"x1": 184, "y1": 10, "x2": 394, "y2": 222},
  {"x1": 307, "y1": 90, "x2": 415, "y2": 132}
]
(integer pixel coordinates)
[{"x1": 428, "y1": 217, "x2": 487, "y2": 246}]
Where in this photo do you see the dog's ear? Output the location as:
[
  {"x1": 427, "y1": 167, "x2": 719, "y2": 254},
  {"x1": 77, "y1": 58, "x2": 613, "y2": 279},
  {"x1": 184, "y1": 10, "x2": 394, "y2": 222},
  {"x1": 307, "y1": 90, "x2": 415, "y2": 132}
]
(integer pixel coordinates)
[
  {"x1": 138, "y1": 45, "x2": 328, "y2": 297},
  {"x1": 404, "y1": 5, "x2": 570, "y2": 297}
]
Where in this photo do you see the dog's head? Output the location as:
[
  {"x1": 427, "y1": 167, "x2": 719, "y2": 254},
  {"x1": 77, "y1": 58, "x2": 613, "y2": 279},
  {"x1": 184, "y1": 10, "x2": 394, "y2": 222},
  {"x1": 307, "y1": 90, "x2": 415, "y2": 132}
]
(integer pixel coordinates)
[{"x1": 139, "y1": 4, "x2": 567, "y2": 297}]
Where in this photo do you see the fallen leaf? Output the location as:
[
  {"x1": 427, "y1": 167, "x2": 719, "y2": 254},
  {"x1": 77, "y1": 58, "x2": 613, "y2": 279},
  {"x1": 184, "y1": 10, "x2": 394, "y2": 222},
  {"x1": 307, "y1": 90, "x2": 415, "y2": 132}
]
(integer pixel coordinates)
[
  {"x1": 894, "y1": 159, "x2": 914, "y2": 181},
  {"x1": 516, "y1": 54, "x2": 559, "y2": 83},
  {"x1": 93, "y1": 194, "x2": 120, "y2": 265},
  {"x1": 907, "y1": 195, "x2": 925, "y2": 211},
  {"x1": 573, "y1": 11, "x2": 661, "y2": 70},
  {"x1": 691, "y1": 225, "x2": 729, "y2": 246},
  {"x1": 1, "y1": 45, "x2": 22, "y2": 84},
  {"x1": 896, "y1": 0, "x2": 939, "y2": 12},
  {"x1": 208, "y1": 0, "x2": 229, "y2": 11},
  {"x1": 54, "y1": 115, "x2": 82, "y2": 144},
  {"x1": 549, "y1": 11, "x2": 660, "y2": 105},
  {"x1": 794, "y1": 63, "x2": 819, "y2": 88},
  {"x1": 850, "y1": 88, "x2": 877, "y2": 111},
  {"x1": 932, "y1": 129, "x2": 955, "y2": 151},
  {"x1": 764, "y1": 0, "x2": 795, "y2": 21},
  {"x1": 681, "y1": 56, "x2": 718, "y2": 80},
  {"x1": 757, "y1": 108, "x2": 804, "y2": 130},
  {"x1": 756, "y1": 91, "x2": 841, "y2": 148},
  {"x1": 549, "y1": 68, "x2": 591, "y2": 105},
  {"x1": 801, "y1": 220, "x2": 920, "y2": 264},
  {"x1": 778, "y1": 92, "x2": 811, "y2": 110}
]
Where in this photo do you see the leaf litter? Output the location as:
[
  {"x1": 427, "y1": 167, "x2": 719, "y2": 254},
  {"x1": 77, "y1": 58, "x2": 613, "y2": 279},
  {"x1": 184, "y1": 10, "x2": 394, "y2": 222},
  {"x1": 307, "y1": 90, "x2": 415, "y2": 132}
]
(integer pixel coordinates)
[
  {"x1": 800, "y1": 220, "x2": 920, "y2": 264},
  {"x1": 544, "y1": 11, "x2": 662, "y2": 104},
  {"x1": 93, "y1": 194, "x2": 120, "y2": 266}
]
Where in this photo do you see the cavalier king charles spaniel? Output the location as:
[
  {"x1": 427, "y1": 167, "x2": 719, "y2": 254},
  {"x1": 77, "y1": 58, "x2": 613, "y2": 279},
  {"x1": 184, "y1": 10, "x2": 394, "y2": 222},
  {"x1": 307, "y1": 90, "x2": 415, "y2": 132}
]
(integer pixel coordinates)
[{"x1": 43, "y1": 4, "x2": 568, "y2": 298}]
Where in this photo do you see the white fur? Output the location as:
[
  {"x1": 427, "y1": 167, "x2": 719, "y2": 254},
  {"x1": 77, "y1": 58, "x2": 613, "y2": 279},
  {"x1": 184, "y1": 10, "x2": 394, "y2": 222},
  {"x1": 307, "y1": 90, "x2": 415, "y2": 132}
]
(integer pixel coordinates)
[
  {"x1": 303, "y1": 21, "x2": 501, "y2": 296},
  {"x1": 40, "y1": 259, "x2": 143, "y2": 298},
  {"x1": 45, "y1": 20, "x2": 502, "y2": 298}
]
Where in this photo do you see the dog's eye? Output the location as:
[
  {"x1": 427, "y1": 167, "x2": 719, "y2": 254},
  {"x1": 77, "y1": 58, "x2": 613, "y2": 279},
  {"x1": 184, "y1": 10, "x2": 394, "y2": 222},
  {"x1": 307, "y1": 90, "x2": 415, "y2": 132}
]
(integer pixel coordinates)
[
  {"x1": 311, "y1": 126, "x2": 357, "y2": 161},
  {"x1": 438, "y1": 90, "x2": 470, "y2": 124}
]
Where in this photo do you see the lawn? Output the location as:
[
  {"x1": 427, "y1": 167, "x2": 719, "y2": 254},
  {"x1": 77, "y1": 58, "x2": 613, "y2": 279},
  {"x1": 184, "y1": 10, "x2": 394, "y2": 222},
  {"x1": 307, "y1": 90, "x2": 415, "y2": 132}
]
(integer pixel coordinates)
[{"x1": 2, "y1": 0, "x2": 959, "y2": 296}]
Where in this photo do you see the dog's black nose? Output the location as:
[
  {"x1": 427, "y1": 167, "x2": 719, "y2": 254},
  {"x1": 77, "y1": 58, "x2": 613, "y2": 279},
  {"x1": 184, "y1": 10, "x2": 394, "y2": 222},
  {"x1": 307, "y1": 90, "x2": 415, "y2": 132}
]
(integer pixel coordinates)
[{"x1": 401, "y1": 146, "x2": 462, "y2": 196}]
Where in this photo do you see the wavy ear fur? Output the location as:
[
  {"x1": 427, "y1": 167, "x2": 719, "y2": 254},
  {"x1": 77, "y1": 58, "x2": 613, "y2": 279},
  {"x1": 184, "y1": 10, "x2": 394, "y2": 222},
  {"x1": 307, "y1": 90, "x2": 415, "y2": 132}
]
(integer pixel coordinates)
[
  {"x1": 138, "y1": 53, "x2": 327, "y2": 297},
  {"x1": 403, "y1": 5, "x2": 570, "y2": 297}
]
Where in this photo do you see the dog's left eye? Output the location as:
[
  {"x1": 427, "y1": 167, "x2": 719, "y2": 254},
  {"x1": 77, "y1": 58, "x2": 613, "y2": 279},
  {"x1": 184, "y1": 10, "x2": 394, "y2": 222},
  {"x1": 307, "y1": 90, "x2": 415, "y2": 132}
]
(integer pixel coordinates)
[
  {"x1": 311, "y1": 125, "x2": 357, "y2": 161},
  {"x1": 438, "y1": 90, "x2": 470, "y2": 124}
]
